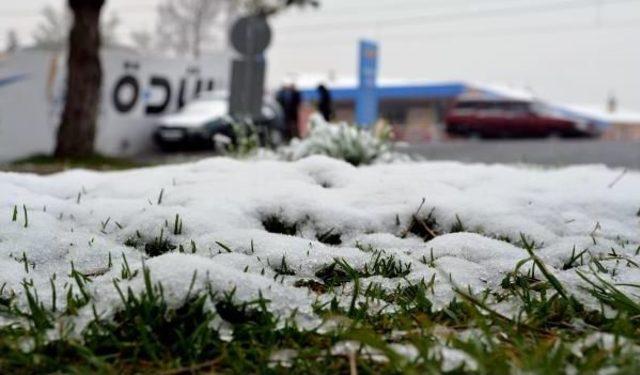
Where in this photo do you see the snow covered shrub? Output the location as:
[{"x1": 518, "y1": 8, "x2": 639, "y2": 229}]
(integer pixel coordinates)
[
  {"x1": 279, "y1": 115, "x2": 394, "y2": 166},
  {"x1": 229, "y1": 122, "x2": 261, "y2": 157},
  {"x1": 212, "y1": 121, "x2": 262, "y2": 159}
]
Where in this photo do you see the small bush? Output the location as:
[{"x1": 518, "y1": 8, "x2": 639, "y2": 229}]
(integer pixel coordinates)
[{"x1": 280, "y1": 115, "x2": 393, "y2": 166}]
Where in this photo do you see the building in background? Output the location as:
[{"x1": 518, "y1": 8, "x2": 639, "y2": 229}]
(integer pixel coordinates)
[
  {"x1": 561, "y1": 105, "x2": 640, "y2": 141},
  {"x1": 298, "y1": 79, "x2": 640, "y2": 142},
  {"x1": 298, "y1": 79, "x2": 465, "y2": 141},
  {"x1": 603, "y1": 116, "x2": 640, "y2": 140}
]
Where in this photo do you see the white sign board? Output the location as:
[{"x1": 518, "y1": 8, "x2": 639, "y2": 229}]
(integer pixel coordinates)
[{"x1": 0, "y1": 48, "x2": 230, "y2": 161}]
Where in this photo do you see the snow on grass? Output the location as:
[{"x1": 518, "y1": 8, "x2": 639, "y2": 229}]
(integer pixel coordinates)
[
  {"x1": 278, "y1": 115, "x2": 404, "y2": 165},
  {"x1": 1, "y1": 155, "x2": 638, "y2": 335}
]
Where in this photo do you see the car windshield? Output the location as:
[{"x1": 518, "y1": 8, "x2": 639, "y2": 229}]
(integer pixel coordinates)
[
  {"x1": 453, "y1": 100, "x2": 534, "y2": 114},
  {"x1": 182, "y1": 100, "x2": 228, "y2": 115},
  {"x1": 530, "y1": 102, "x2": 561, "y2": 117}
]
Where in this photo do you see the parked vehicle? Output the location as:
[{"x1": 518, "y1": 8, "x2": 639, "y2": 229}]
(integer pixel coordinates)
[
  {"x1": 153, "y1": 93, "x2": 286, "y2": 151},
  {"x1": 445, "y1": 99, "x2": 599, "y2": 138}
]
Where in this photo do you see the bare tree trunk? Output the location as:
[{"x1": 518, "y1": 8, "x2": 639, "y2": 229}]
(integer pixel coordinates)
[{"x1": 54, "y1": 0, "x2": 105, "y2": 158}]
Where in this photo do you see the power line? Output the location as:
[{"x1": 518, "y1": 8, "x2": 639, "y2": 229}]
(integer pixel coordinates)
[
  {"x1": 274, "y1": 0, "x2": 539, "y2": 23},
  {"x1": 276, "y1": 0, "x2": 534, "y2": 17},
  {"x1": 273, "y1": 17, "x2": 640, "y2": 46},
  {"x1": 275, "y1": 0, "x2": 640, "y2": 32}
]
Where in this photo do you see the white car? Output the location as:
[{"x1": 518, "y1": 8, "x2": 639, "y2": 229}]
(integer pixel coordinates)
[{"x1": 153, "y1": 93, "x2": 286, "y2": 151}]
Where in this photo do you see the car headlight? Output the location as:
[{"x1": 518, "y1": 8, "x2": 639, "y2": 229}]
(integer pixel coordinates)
[{"x1": 158, "y1": 128, "x2": 185, "y2": 141}]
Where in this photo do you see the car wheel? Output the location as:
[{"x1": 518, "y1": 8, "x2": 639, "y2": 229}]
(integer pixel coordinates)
[
  {"x1": 468, "y1": 131, "x2": 482, "y2": 141},
  {"x1": 156, "y1": 140, "x2": 178, "y2": 153}
]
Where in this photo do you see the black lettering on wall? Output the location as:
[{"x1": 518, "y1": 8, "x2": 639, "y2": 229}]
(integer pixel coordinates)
[
  {"x1": 124, "y1": 61, "x2": 140, "y2": 70},
  {"x1": 207, "y1": 79, "x2": 215, "y2": 92},
  {"x1": 145, "y1": 76, "x2": 172, "y2": 115},
  {"x1": 177, "y1": 78, "x2": 187, "y2": 110},
  {"x1": 112, "y1": 75, "x2": 140, "y2": 113},
  {"x1": 193, "y1": 79, "x2": 203, "y2": 98}
]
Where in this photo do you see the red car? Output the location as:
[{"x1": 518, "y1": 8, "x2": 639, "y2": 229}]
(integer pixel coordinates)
[{"x1": 445, "y1": 99, "x2": 598, "y2": 138}]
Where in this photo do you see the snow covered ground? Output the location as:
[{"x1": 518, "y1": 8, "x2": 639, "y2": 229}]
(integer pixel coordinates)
[{"x1": 0, "y1": 156, "x2": 639, "y2": 332}]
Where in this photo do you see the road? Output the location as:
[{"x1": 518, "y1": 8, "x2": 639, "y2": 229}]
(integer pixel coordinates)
[
  {"x1": 396, "y1": 140, "x2": 640, "y2": 170},
  {"x1": 132, "y1": 140, "x2": 640, "y2": 171}
]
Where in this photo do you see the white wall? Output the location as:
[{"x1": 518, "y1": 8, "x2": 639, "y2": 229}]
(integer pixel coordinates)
[
  {"x1": 0, "y1": 50, "x2": 56, "y2": 161},
  {"x1": 0, "y1": 48, "x2": 231, "y2": 161}
]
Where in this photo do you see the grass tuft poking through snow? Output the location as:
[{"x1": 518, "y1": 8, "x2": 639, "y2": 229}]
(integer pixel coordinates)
[{"x1": 0, "y1": 156, "x2": 639, "y2": 372}]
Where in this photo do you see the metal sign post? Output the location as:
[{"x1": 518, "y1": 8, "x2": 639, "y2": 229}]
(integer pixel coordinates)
[
  {"x1": 355, "y1": 40, "x2": 379, "y2": 127},
  {"x1": 229, "y1": 15, "x2": 272, "y2": 119}
]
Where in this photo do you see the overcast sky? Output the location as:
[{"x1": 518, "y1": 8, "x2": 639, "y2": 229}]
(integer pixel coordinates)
[{"x1": 1, "y1": 0, "x2": 639, "y2": 110}]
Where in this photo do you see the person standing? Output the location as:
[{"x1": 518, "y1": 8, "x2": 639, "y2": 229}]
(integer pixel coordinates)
[
  {"x1": 276, "y1": 83, "x2": 302, "y2": 139},
  {"x1": 317, "y1": 84, "x2": 334, "y2": 122}
]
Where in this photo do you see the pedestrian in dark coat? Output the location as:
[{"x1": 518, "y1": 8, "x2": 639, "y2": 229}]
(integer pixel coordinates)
[
  {"x1": 276, "y1": 83, "x2": 302, "y2": 139},
  {"x1": 317, "y1": 84, "x2": 333, "y2": 122}
]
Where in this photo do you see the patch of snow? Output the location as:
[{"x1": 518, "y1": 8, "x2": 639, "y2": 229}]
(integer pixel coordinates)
[
  {"x1": 331, "y1": 340, "x2": 388, "y2": 363},
  {"x1": 269, "y1": 348, "x2": 298, "y2": 368},
  {"x1": 437, "y1": 346, "x2": 479, "y2": 372},
  {"x1": 570, "y1": 332, "x2": 631, "y2": 358},
  {"x1": 0, "y1": 155, "x2": 639, "y2": 331}
]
